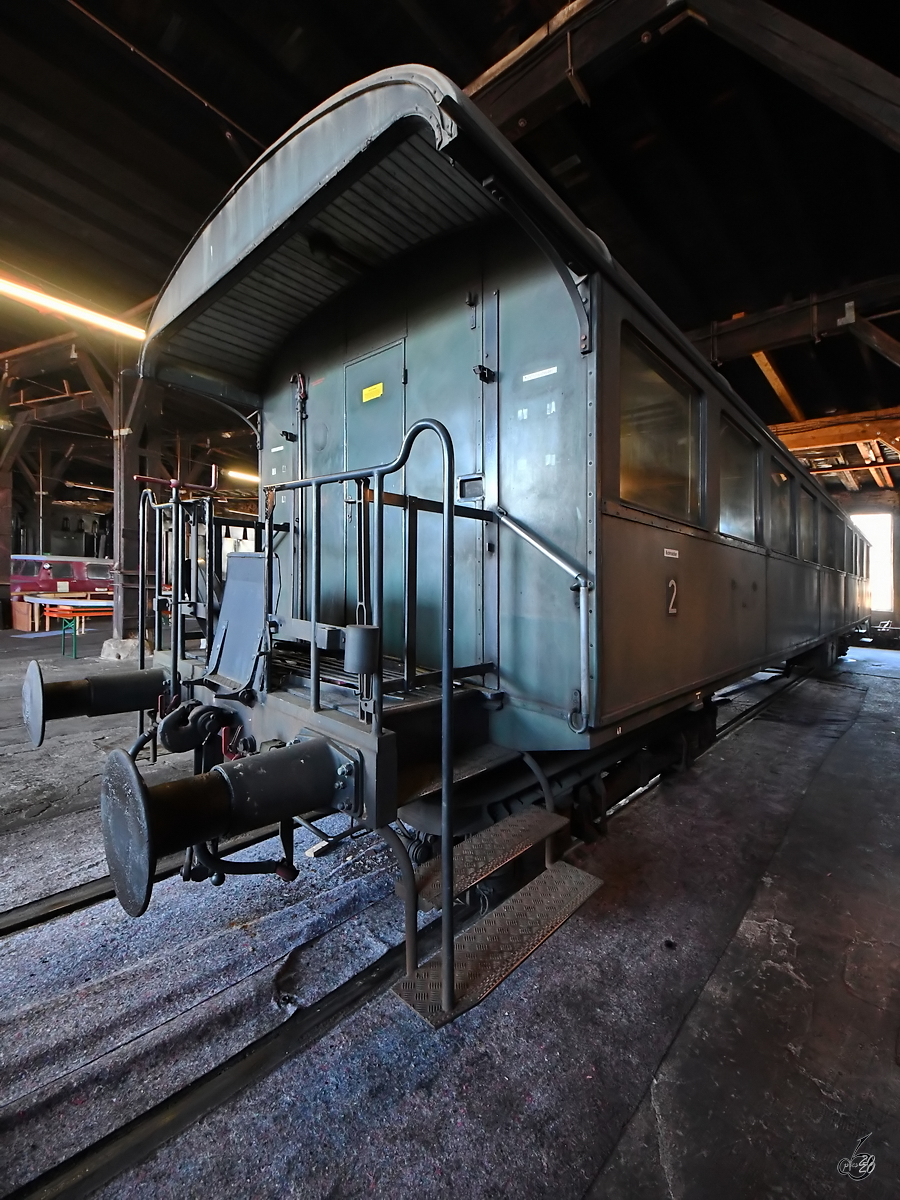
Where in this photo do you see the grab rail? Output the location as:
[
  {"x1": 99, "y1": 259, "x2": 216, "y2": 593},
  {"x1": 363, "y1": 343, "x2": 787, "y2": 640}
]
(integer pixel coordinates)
[
  {"x1": 137, "y1": 479, "x2": 217, "y2": 742},
  {"x1": 264, "y1": 419, "x2": 458, "y2": 1011},
  {"x1": 494, "y1": 507, "x2": 593, "y2": 734}
]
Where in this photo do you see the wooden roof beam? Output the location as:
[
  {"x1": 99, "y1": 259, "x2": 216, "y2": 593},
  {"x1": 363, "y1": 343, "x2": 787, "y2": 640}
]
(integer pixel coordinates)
[
  {"x1": 689, "y1": 0, "x2": 900, "y2": 156},
  {"x1": 848, "y1": 315, "x2": 900, "y2": 370},
  {"x1": 2, "y1": 301, "x2": 153, "y2": 380},
  {"x1": 0, "y1": 417, "x2": 32, "y2": 472},
  {"x1": 870, "y1": 466, "x2": 891, "y2": 488},
  {"x1": 74, "y1": 349, "x2": 114, "y2": 428},
  {"x1": 770, "y1": 406, "x2": 900, "y2": 455},
  {"x1": 15, "y1": 454, "x2": 37, "y2": 492},
  {"x1": 809, "y1": 464, "x2": 891, "y2": 487},
  {"x1": 466, "y1": 0, "x2": 900, "y2": 159},
  {"x1": 751, "y1": 351, "x2": 804, "y2": 421},
  {"x1": 466, "y1": 0, "x2": 677, "y2": 138},
  {"x1": 689, "y1": 276, "x2": 900, "y2": 361}
]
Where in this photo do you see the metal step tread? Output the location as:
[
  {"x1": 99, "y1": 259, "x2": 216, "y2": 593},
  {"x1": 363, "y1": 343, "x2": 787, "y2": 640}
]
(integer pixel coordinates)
[
  {"x1": 414, "y1": 807, "x2": 569, "y2": 909},
  {"x1": 394, "y1": 860, "x2": 602, "y2": 1027},
  {"x1": 399, "y1": 743, "x2": 523, "y2": 807}
]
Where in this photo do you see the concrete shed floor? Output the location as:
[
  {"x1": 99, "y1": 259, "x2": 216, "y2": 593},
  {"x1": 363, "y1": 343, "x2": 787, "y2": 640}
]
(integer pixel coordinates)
[{"x1": 0, "y1": 632, "x2": 898, "y2": 1199}]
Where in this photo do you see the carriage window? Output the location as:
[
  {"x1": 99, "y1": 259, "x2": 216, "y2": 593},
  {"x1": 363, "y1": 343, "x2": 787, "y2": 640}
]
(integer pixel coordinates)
[
  {"x1": 768, "y1": 463, "x2": 793, "y2": 555},
  {"x1": 14, "y1": 559, "x2": 38, "y2": 577},
  {"x1": 719, "y1": 418, "x2": 757, "y2": 541},
  {"x1": 50, "y1": 562, "x2": 74, "y2": 579},
  {"x1": 799, "y1": 490, "x2": 817, "y2": 561},
  {"x1": 86, "y1": 563, "x2": 111, "y2": 579},
  {"x1": 619, "y1": 328, "x2": 701, "y2": 523},
  {"x1": 830, "y1": 508, "x2": 844, "y2": 568}
]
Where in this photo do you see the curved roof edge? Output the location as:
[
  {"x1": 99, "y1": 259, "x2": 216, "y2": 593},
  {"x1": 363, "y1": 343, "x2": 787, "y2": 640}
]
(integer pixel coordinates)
[
  {"x1": 138, "y1": 65, "x2": 821, "y2": 485},
  {"x1": 142, "y1": 66, "x2": 615, "y2": 357}
]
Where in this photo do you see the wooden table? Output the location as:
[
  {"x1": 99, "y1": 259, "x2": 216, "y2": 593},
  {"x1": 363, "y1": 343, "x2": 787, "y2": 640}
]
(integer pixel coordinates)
[{"x1": 20, "y1": 595, "x2": 114, "y2": 632}]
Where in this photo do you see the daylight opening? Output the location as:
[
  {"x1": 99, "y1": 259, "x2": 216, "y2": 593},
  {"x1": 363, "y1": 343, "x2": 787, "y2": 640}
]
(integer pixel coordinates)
[{"x1": 851, "y1": 513, "x2": 893, "y2": 613}]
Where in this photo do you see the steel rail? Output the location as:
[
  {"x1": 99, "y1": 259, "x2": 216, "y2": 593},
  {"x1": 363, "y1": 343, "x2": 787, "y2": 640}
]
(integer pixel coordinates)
[
  {"x1": 0, "y1": 666, "x2": 811, "y2": 943},
  {"x1": 5, "y1": 909, "x2": 457, "y2": 1200},
  {"x1": 3, "y1": 667, "x2": 819, "y2": 1198},
  {"x1": 598, "y1": 668, "x2": 814, "y2": 824},
  {"x1": 714, "y1": 667, "x2": 811, "y2": 741},
  {"x1": 0, "y1": 826, "x2": 280, "y2": 940},
  {"x1": 0, "y1": 668, "x2": 810, "y2": 941}
]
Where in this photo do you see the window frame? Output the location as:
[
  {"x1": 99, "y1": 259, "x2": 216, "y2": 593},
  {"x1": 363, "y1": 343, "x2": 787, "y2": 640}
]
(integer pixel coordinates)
[
  {"x1": 766, "y1": 458, "x2": 796, "y2": 557},
  {"x1": 717, "y1": 414, "x2": 760, "y2": 544},
  {"x1": 798, "y1": 488, "x2": 818, "y2": 563},
  {"x1": 616, "y1": 321, "x2": 706, "y2": 529}
]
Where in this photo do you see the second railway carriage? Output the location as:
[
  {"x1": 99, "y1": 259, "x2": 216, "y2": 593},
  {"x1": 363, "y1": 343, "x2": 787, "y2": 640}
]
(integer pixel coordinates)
[{"x1": 24, "y1": 67, "x2": 869, "y2": 1020}]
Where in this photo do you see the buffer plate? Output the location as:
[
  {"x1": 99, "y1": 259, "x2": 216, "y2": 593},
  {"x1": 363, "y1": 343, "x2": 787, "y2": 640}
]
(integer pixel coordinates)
[
  {"x1": 394, "y1": 860, "x2": 602, "y2": 1027},
  {"x1": 22, "y1": 659, "x2": 45, "y2": 748},
  {"x1": 100, "y1": 748, "x2": 155, "y2": 918}
]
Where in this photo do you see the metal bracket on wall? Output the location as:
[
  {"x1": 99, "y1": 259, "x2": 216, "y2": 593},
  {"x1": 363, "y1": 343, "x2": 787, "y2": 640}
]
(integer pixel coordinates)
[{"x1": 480, "y1": 175, "x2": 592, "y2": 354}]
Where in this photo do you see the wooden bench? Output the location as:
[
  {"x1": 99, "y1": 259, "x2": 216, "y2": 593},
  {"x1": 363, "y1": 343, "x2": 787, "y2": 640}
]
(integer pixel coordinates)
[{"x1": 43, "y1": 603, "x2": 114, "y2": 657}]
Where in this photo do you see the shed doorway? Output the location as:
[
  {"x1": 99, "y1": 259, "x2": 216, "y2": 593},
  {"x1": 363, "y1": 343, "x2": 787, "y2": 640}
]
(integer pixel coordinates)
[{"x1": 851, "y1": 513, "x2": 893, "y2": 613}]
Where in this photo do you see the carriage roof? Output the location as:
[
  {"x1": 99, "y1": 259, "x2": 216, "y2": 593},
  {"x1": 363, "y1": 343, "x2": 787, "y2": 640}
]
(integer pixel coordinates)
[
  {"x1": 140, "y1": 65, "x2": 628, "y2": 404},
  {"x1": 138, "y1": 66, "x2": 845, "y2": 510}
]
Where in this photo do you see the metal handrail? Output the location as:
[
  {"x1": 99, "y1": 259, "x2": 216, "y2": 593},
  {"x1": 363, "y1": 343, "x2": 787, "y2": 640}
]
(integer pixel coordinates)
[
  {"x1": 137, "y1": 484, "x2": 216, "y2": 703},
  {"x1": 494, "y1": 507, "x2": 593, "y2": 734},
  {"x1": 264, "y1": 419, "x2": 458, "y2": 1011}
]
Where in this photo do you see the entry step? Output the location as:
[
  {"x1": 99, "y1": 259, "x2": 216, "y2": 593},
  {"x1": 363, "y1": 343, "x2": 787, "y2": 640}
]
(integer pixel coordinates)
[
  {"x1": 398, "y1": 743, "x2": 522, "y2": 806},
  {"x1": 413, "y1": 807, "x2": 569, "y2": 911},
  {"x1": 394, "y1": 860, "x2": 602, "y2": 1027}
]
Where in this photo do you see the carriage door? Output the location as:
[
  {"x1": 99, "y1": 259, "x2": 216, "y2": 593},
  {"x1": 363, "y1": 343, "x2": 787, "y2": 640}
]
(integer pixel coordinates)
[{"x1": 344, "y1": 341, "x2": 406, "y2": 656}]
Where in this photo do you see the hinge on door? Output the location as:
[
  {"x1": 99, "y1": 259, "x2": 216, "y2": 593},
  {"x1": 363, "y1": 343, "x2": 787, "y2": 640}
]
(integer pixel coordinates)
[{"x1": 292, "y1": 372, "x2": 308, "y2": 420}]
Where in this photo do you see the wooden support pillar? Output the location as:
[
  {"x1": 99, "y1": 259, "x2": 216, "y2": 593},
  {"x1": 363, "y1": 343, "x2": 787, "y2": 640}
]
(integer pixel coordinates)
[{"x1": 0, "y1": 465, "x2": 11, "y2": 626}]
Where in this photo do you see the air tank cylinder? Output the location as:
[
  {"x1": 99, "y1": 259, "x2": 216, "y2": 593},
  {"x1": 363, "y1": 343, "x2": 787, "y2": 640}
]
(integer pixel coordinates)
[
  {"x1": 343, "y1": 624, "x2": 380, "y2": 675},
  {"x1": 22, "y1": 660, "x2": 168, "y2": 748},
  {"x1": 101, "y1": 737, "x2": 341, "y2": 917}
]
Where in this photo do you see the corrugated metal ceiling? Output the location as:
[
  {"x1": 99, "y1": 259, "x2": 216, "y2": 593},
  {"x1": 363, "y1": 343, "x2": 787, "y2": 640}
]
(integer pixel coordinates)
[{"x1": 162, "y1": 132, "x2": 498, "y2": 391}]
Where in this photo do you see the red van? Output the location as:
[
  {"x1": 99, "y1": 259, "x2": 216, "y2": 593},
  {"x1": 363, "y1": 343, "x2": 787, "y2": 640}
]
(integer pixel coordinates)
[{"x1": 10, "y1": 555, "x2": 114, "y2": 599}]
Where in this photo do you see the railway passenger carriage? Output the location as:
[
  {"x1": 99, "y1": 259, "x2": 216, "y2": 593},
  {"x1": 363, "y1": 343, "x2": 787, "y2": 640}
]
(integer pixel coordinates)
[{"x1": 23, "y1": 67, "x2": 869, "y2": 1021}]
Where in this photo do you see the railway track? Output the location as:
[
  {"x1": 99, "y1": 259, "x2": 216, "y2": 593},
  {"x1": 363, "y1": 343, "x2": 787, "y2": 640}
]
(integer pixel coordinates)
[
  {"x1": 0, "y1": 666, "x2": 807, "y2": 943},
  {"x1": 0, "y1": 826, "x2": 282, "y2": 939},
  {"x1": 715, "y1": 666, "x2": 810, "y2": 740},
  {"x1": 1, "y1": 665, "x2": 814, "y2": 1200}
]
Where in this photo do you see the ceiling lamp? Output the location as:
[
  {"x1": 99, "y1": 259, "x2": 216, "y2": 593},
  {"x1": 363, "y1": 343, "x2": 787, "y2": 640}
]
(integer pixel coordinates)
[
  {"x1": 0, "y1": 277, "x2": 145, "y2": 340},
  {"x1": 225, "y1": 469, "x2": 260, "y2": 483}
]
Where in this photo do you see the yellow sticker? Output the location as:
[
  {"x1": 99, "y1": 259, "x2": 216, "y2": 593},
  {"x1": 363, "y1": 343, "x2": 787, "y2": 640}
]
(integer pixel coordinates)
[{"x1": 362, "y1": 382, "x2": 383, "y2": 403}]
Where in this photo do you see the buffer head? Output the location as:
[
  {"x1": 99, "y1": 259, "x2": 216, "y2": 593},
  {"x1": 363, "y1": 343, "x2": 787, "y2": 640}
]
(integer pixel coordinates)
[
  {"x1": 101, "y1": 748, "x2": 155, "y2": 918},
  {"x1": 22, "y1": 660, "x2": 45, "y2": 748}
]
